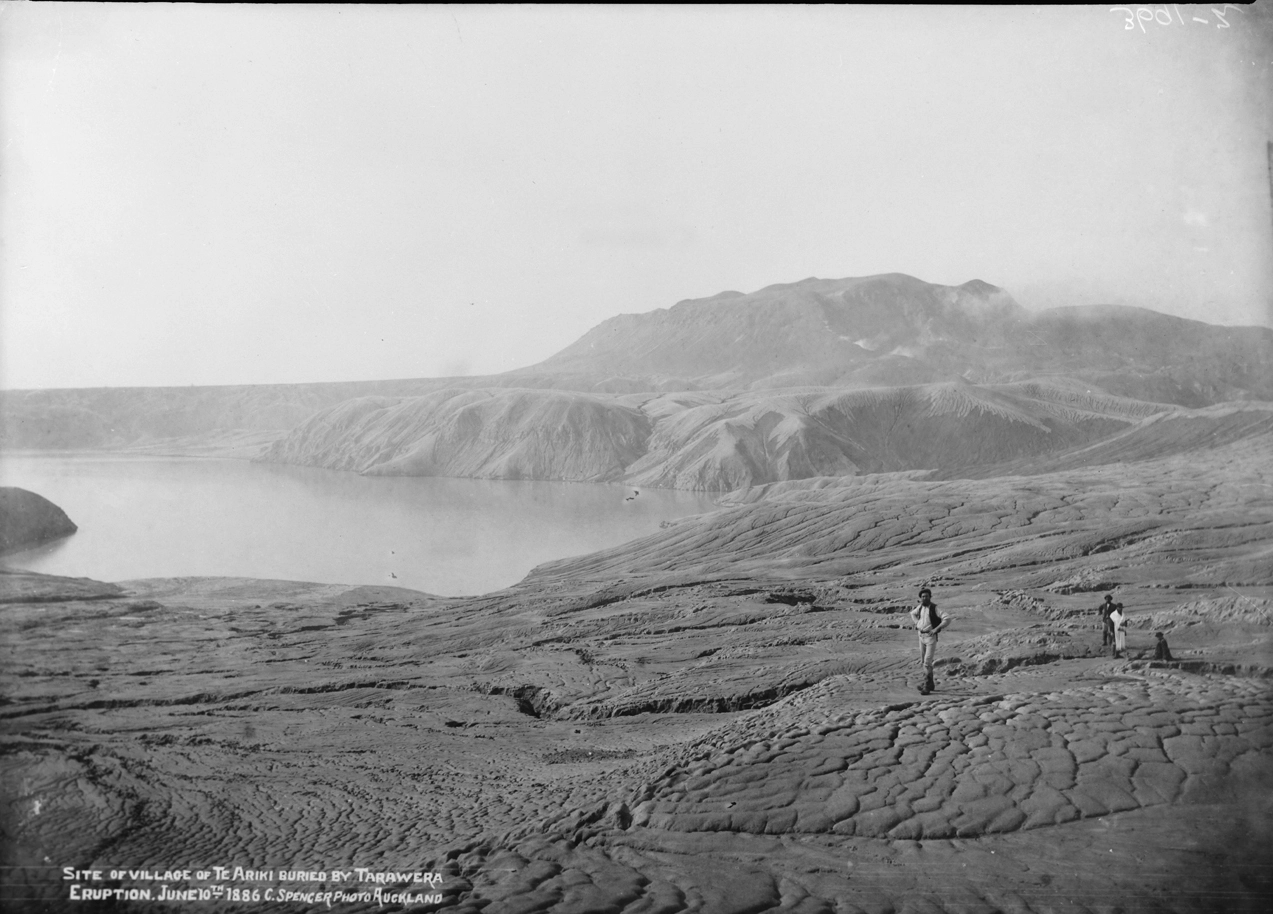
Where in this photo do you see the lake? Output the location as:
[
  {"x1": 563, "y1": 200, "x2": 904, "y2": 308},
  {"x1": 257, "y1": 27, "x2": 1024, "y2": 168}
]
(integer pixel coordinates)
[{"x1": 0, "y1": 454, "x2": 718, "y2": 596}]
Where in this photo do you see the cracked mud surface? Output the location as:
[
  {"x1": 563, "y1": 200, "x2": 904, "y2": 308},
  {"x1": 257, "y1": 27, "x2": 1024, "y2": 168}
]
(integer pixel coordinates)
[{"x1": 2, "y1": 439, "x2": 1272, "y2": 912}]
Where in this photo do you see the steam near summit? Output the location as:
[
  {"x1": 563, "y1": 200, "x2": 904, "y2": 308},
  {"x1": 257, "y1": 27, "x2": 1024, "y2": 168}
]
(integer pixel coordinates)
[
  {"x1": 520, "y1": 274, "x2": 1273, "y2": 402},
  {"x1": 7, "y1": 272, "x2": 1270, "y2": 492},
  {"x1": 4, "y1": 7, "x2": 1273, "y2": 910}
]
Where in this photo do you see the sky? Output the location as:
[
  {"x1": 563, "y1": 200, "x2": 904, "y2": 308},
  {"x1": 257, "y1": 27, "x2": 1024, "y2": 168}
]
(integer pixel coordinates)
[{"x1": 2, "y1": 3, "x2": 1272, "y2": 390}]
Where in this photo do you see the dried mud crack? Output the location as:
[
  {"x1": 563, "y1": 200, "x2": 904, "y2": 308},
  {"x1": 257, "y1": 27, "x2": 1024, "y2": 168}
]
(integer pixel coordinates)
[{"x1": 3, "y1": 437, "x2": 1272, "y2": 913}]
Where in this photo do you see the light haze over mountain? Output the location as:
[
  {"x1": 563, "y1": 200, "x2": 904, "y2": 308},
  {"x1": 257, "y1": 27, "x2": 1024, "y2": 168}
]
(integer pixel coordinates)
[
  {"x1": 2, "y1": 6, "x2": 1271, "y2": 391},
  {"x1": 520, "y1": 274, "x2": 1273, "y2": 403},
  {"x1": 5, "y1": 10, "x2": 1273, "y2": 908},
  {"x1": 5, "y1": 272, "x2": 1271, "y2": 491}
]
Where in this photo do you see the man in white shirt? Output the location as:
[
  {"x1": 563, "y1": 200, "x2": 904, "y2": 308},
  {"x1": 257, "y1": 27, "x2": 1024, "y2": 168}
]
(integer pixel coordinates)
[
  {"x1": 910, "y1": 587, "x2": 950, "y2": 694},
  {"x1": 1110, "y1": 605, "x2": 1127, "y2": 658}
]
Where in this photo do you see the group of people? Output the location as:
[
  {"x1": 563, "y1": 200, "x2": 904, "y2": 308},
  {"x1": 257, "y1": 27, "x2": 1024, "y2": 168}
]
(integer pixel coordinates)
[
  {"x1": 1096, "y1": 594, "x2": 1173, "y2": 660},
  {"x1": 1099, "y1": 594, "x2": 1127, "y2": 656},
  {"x1": 908, "y1": 587, "x2": 1173, "y2": 694}
]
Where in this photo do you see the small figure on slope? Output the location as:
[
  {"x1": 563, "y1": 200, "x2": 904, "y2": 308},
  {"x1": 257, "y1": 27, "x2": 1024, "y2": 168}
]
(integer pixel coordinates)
[
  {"x1": 1098, "y1": 594, "x2": 1119, "y2": 647},
  {"x1": 1110, "y1": 603, "x2": 1127, "y2": 658},
  {"x1": 910, "y1": 587, "x2": 951, "y2": 694}
]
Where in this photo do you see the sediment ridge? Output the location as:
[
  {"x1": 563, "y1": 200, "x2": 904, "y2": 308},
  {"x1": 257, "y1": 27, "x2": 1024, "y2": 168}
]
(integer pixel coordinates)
[{"x1": 2, "y1": 421, "x2": 1270, "y2": 912}]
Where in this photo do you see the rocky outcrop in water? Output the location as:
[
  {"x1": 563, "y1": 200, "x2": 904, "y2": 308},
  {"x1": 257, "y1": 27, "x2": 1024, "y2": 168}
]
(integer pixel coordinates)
[
  {"x1": 4, "y1": 271, "x2": 1273, "y2": 911},
  {"x1": 3, "y1": 418, "x2": 1271, "y2": 912},
  {"x1": 0, "y1": 488, "x2": 77, "y2": 555}
]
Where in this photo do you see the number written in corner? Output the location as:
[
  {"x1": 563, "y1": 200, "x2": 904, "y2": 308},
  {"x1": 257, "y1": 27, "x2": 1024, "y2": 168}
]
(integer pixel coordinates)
[{"x1": 1110, "y1": 4, "x2": 1242, "y2": 32}]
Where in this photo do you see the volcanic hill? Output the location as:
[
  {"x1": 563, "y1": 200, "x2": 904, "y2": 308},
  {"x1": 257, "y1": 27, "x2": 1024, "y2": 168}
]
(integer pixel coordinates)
[
  {"x1": 2, "y1": 274, "x2": 1273, "y2": 912},
  {"x1": 516, "y1": 274, "x2": 1273, "y2": 403},
  {"x1": 256, "y1": 271, "x2": 1273, "y2": 490},
  {"x1": 3, "y1": 395, "x2": 1271, "y2": 912},
  {"x1": 4, "y1": 275, "x2": 1272, "y2": 479}
]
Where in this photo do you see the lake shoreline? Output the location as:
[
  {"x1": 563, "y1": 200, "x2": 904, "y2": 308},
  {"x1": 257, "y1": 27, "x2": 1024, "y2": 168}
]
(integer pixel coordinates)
[{"x1": 0, "y1": 453, "x2": 717, "y2": 596}]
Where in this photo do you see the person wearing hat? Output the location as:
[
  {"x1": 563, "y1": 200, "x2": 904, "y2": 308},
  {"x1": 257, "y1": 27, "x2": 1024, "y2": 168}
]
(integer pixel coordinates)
[
  {"x1": 1097, "y1": 594, "x2": 1120, "y2": 647},
  {"x1": 910, "y1": 587, "x2": 950, "y2": 694}
]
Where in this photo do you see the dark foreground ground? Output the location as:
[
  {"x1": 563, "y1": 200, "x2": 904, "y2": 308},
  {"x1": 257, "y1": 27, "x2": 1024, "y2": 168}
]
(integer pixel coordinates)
[{"x1": 2, "y1": 436, "x2": 1272, "y2": 913}]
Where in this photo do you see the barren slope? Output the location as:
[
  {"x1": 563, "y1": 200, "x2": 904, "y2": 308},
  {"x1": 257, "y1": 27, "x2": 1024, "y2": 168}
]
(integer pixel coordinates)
[
  {"x1": 262, "y1": 388, "x2": 652, "y2": 481},
  {"x1": 0, "y1": 379, "x2": 459, "y2": 453},
  {"x1": 524, "y1": 275, "x2": 1273, "y2": 403},
  {"x1": 3, "y1": 420, "x2": 1271, "y2": 912},
  {"x1": 263, "y1": 380, "x2": 1172, "y2": 491},
  {"x1": 924, "y1": 400, "x2": 1273, "y2": 480},
  {"x1": 6, "y1": 275, "x2": 1272, "y2": 462},
  {"x1": 523, "y1": 275, "x2": 1022, "y2": 389}
]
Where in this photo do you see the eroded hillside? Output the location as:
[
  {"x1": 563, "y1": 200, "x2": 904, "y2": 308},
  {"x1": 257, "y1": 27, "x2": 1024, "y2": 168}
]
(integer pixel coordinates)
[
  {"x1": 2, "y1": 416, "x2": 1271, "y2": 912},
  {"x1": 5, "y1": 274, "x2": 1271, "y2": 463},
  {"x1": 261, "y1": 380, "x2": 1210, "y2": 491}
]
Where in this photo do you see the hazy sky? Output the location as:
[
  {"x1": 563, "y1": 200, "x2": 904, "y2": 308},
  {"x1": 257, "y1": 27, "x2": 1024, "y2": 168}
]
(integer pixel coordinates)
[{"x1": 3, "y1": 3, "x2": 1272, "y2": 390}]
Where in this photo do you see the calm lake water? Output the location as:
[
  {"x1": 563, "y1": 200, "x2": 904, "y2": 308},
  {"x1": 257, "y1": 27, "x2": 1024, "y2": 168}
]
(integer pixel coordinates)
[{"x1": 0, "y1": 454, "x2": 718, "y2": 596}]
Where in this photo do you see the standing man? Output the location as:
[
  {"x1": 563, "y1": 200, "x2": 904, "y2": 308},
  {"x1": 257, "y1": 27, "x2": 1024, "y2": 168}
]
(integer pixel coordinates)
[
  {"x1": 1098, "y1": 594, "x2": 1118, "y2": 647},
  {"x1": 910, "y1": 587, "x2": 950, "y2": 694},
  {"x1": 1110, "y1": 603, "x2": 1127, "y2": 658}
]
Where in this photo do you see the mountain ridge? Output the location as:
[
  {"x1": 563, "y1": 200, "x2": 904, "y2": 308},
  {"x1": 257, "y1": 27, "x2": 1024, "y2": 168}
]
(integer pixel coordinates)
[
  {"x1": 260, "y1": 379, "x2": 1192, "y2": 491},
  {"x1": 4, "y1": 273, "x2": 1271, "y2": 491},
  {"x1": 518, "y1": 274, "x2": 1273, "y2": 401}
]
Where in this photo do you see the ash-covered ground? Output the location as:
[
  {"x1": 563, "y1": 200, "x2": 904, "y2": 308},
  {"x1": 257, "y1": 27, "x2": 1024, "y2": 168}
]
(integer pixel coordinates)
[{"x1": 3, "y1": 434, "x2": 1271, "y2": 913}]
